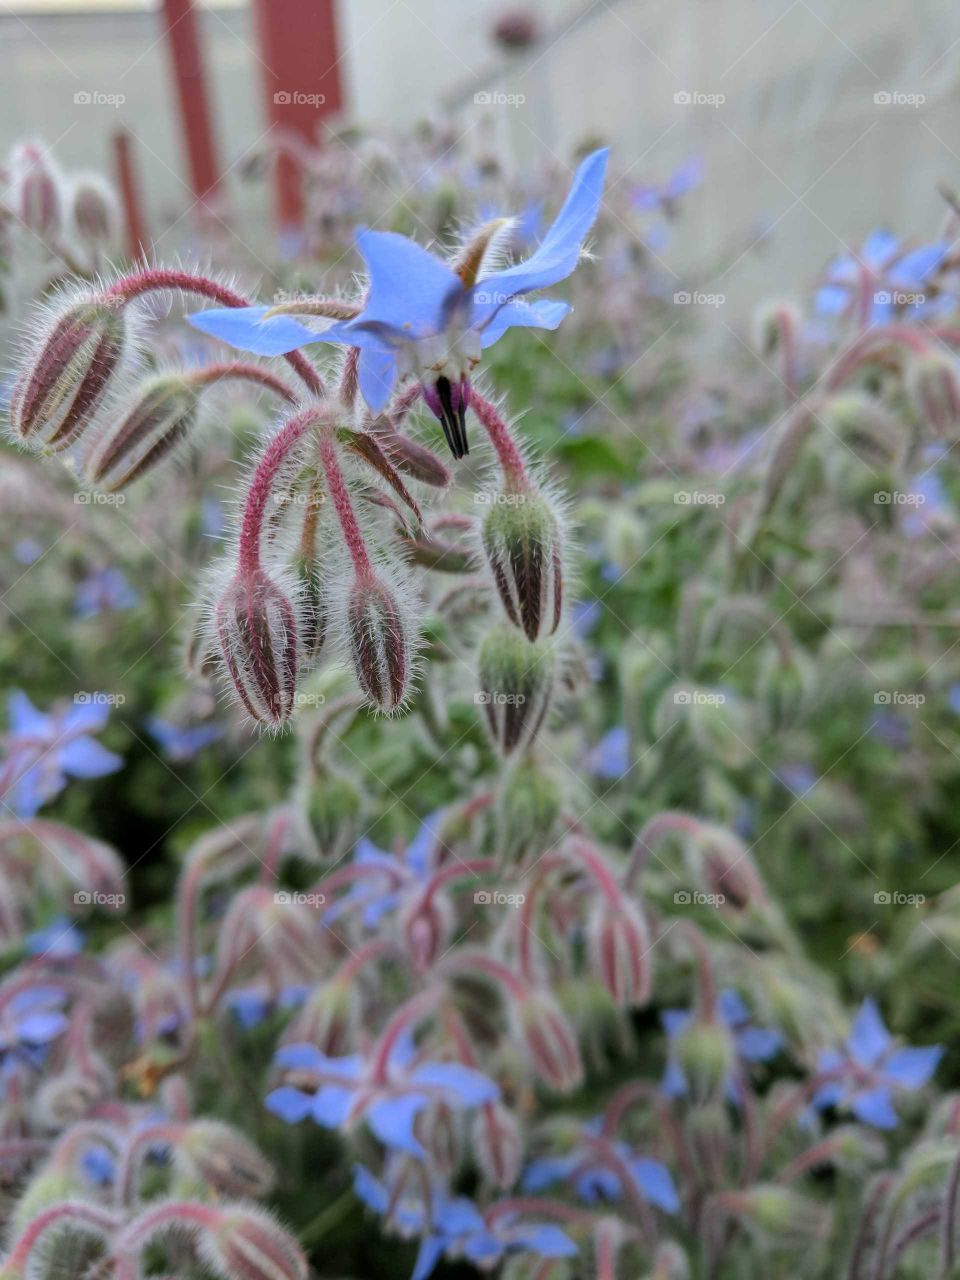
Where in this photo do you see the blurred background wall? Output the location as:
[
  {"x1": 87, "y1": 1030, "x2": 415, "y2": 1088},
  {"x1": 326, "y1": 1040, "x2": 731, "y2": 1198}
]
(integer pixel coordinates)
[{"x1": 2, "y1": 0, "x2": 959, "y2": 316}]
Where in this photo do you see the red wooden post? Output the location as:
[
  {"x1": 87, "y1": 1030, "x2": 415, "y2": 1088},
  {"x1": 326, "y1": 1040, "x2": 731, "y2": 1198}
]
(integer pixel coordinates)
[
  {"x1": 112, "y1": 130, "x2": 150, "y2": 260},
  {"x1": 160, "y1": 0, "x2": 222, "y2": 215},
  {"x1": 252, "y1": 0, "x2": 343, "y2": 235}
]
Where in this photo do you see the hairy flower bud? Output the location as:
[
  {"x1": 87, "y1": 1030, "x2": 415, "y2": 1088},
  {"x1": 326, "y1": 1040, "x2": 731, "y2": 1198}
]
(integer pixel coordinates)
[
  {"x1": 177, "y1": 1121, "x2": 274, "y2": 1199},
  {"x1": 727, "y1": 1185, "x2": 831, "y2": 1245},
  {"x1": 345, "y1": 573, "x2": 413, "y2": 712},
  {"x1": 516, "y1": 990, "x2": 583, "y2": 1093},
  {"x1": 284, "y1": 977, "x2": 353, "y2": 1057},
  {"x1": 86, "y1": 373, "x2": 199, "y2": 490},
  {"x1": 10, "y1": 293, "x2": 129, "y2": 451},
  {"x1": 10, "y1": 142, "x2": 63, "y2": 241},
  {"x1": 402, "y1": 889, "x2": 454, "y2": 973},
  {"x1": 477, "y1": 625, "x2": 555, "y2": 755},
  {"x1": 674, "y1": 1018, "x2": 735, "y2": 1104},
  {"x1": 69, "y1": 173, "x2": 119, "y2": 250},
  {"x1": 481, "y1": 490, "x2": 563, "y2": 639},
  {"x1": 380, "y1": 429, "x2": 452, "y2": 487},
  {"x1": 300, "y1": 767, "x2": 363, "y2": 861},
  {"x1": 587, "y1": 895, "x2": 652, "y2": 1008},
  {"x1": 200, "y1": 1206, "x2": 308, "y2": 1280},
  {"x1": 906, "y1": 351, "x2": 960, "y2": 436},
  {"x1": 495, "y1": 756, "x2": 561, "y2": 865},
  {"x1": 473, "y1": 1102, "x2": 523, "y2": 1189},
  {"x1": 215, "y1": 569, "x2": 300, "y2": 728}
]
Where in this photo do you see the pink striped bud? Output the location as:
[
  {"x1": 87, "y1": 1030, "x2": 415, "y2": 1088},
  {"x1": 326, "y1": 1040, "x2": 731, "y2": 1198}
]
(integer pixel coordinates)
[
  {"x1": 516, "y1": 990, "x2": 583, "y2": 1093},
  {"x1": 906, "y1": 352, "x2": 960, "y2": 436},
  {"x1": 587, "y1": 895, "x2": 652, "y2": 1008},
  {"x1": 345, "y1": 574, "x2": 412, "y2": 712},
  {"x1": 86, "y1": 373, "x2": 199, "y2": 490},
  {"x1": 200, "y1": 1206, "x2": 308, "y2": 1280},
  {"x1": 178, "y1": 1121, "x2": 274, "y2": 1199},
  {"x1": 477, "y1": 625, "x2": 555, "y2": 755},
  {"x1": 380, "y1": 429, "x2": 452, "y2": 487},
  {"x1": 481, "y1": 490, "x2": 563, "y2": 639},
  {"x1": 418, "y1": 1101, "x2": 461, "y2": 1175},
  {"x1": 473, "y1": 1102, "x2": 522, "y2": 1189},
  {"x1": 10, "y1": 142, "x2": 63, "y2": 240},
  {"x1": 69, "y1": 173, "x2": 119, "y2": 250},
  {"x1": 402, "y1": 890, "x2": 454, "y2": 973},
  {"x1": 10, "y1": 293, "x2": 129, "y2": 451},
  {"x1": 215, "y1": 570, "x2": 299, "y2": 727}
]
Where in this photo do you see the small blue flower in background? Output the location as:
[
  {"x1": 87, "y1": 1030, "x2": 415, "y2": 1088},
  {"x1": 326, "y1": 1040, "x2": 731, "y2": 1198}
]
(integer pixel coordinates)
[
  {"x1": 902, "y1": 469, "x2": 952, "y2": 538},
  {"x1": 226, "y1": 983, "x2": 308, "y2": 1030},
  {"x1": 325, "y1": 812, "x2": 442, "y2": 929},
  {"x1": 25, "y1": 916, "x2": 84, "y2": 959},
  {"x1": 777, "y1": 763, "x2": 818, "y2": 798},
  {"x1": 589, "y1": 725, "x2": 630, "y2": 780},
  {"x1": 571, "y1": 598, "x2": 602, "y2": 639},
  {"x1": 353, "y1": 1164, "x2": 576, "y2": 1280},
  {"x1": 189, "y1": 149, "x2": 609, "y2": 459},
  {"x1": 81, "y1": 1144, "x2": 116, "y2": 1186},
  {"x1": 522, "y1": 1116, "x2": 679, "y2": 1213},
  {"x1": 12, "y1": 538, "x2": 44, "y2": 565},
  {"x1": 3, "y1": 691, "x2": 123, "y2": 818},
  {"x1": 630, "y1": 155, "x2": 703, "y2": 218},
  {"x1": 949, "y1": 684, "x2": 960, "y2": 715},
  {"x1": 0, "y1": 985, "x2": 68, "y2": 1071},
  {"x1": 812, "y1": 997, "x2": 941, "y2": 1129},
  {"x1": 74, "y1": 567, "x2": 139, "y2": 619},
  {"x1": 146, "y1": 716, "x2": 225, "y2": 763},
  {"x1": 816, "y1": 230, "x2": 947, "y2": 324},
  {"x1": 267, "y1": 1030, "x2": 498, "y2": 1156},
  {"x1": 661, "y1": 988, "x2": 782, "y2": 1101}
]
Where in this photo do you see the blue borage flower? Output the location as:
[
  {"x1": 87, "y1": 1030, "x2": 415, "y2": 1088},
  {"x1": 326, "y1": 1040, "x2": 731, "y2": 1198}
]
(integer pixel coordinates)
[
  {"x1": 324, "y1": 812, "x2": 443, "y2": 929},
  {"x1": 812, "y1": 997, "x2": 941, "y2": 1129},
  {"x1": 816, "y1": 230, "x2": 948, "y2": 324},
  {"x1": 630, "y1": 155, "x2": 703, "y2": 218},
  {"x1": 188, "y1": 149, "x2": 609, "y2": 459},
  {"x1": 522, "y1": 1116, "x2": 679, "y2": 1213},
  {"x1": 146, "y1": 716, "x2": 225, "y2": 763},
  {"x1": 589, "y1": 725, "x2": 630, "y2": 780},
  {"x1": 4, "y1": 690, "x2": 123, "y2": 817},
  {"x1": 661, "y1": 988, "x2": 783, "y2": 1101},
  {"x1": 266, "y1": 1031, "x2": 498, "y2": 1156},
  {"x1": 0, "y1": 984, "x2": 68, "y2": 1076},
  {"x1": 353, "y1": 1163, "x2": 576, "y2": 1280},
  {"x1": 74, "y1": 567, "x2": 139, "y2": 618}
]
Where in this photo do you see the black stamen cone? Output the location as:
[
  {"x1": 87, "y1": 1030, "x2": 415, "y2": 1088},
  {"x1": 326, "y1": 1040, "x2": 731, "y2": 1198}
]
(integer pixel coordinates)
[{"x1": 436, "y1": 376, "x2": 469, "y2": 460}]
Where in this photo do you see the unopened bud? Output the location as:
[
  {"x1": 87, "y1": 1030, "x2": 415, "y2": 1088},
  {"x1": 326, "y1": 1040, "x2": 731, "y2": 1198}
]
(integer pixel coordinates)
[
  {"x1": 10, "y1": 293, "x2": 129, "y2": 451},
  {"x1": 906, "y1": 351, "x2": 960, "y2": 436},
  {"x1": 380, "y1": 429, "x2": 451, "y2": 487},
  {"x1": 215, "y1": 570, "x2": 300, "y2": 728},
  {"x1": 674, "y1": 1018, "x2": 735, "y2": 1103},
  {"x1": 477, "y1": 625, "x2": 555, "y2": 755},
  {"x1": 516, "y1": 990, "x2": 583, "y2": 1093},
  {"x1": 201, "y1": 1206, "x2": 308, "y2": 1280},
  {"x1": 177, "y1": 1121, "x2": 274, "y2": 1199},
  {"x1": 495, "y1": 756, "x2": 561, "y2": 866},
  {"x1": 284, "y1": 977, "x2": 353, "y2": 1057},
  {"x1": 86, "y1": 373, "x2": 199, "y2": 490},
  {"x1": 300, "y1": 767, "x2": 362, "y2": 861},
  {"x1": 10, "y1": 142, "x2": 63, "y2": 241},
  {"x1": 402, "y1": 890, "x2": 454, "y2": 973},
  {"x1": 482, "y1": 490, "x2": 563, "y2": 639},
  {"x1": 418, "y1": 1101, "x2": 461, "y2": 1175},
  {"x1": 473, "y1": 1102, "x2": 523, "y2": 1189},
  {"x1": 587, "y1": 895, "x2": 652, "y2": 1008},
  {"x1": 345, "y1": 574, "x2": 412, "y2": 713},
  {"x1": 730, "y1": 1185, "x2": 830, "y2": 1245},
  {"x1": 69, "y1": 173, "x2": 119, "y2": 250}
]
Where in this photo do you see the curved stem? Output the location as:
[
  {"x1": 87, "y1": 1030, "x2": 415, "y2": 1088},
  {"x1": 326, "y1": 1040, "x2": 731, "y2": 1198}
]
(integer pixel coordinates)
[
  {"x1": 189, "y1": 361, "x2": 298, "y2": 403},
  {"x1": 318, "y1": 427, "x2": 372, "y2": 575},
  {"x1": 470, "y1": 391, "x2": 530, "y2": 490},
  {"x1": 104, "y1": 269, "x2": 325, "y2": 397}
]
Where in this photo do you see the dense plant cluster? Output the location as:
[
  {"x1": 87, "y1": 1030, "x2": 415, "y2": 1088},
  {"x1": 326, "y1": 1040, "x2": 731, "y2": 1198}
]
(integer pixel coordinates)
[{"x1": 1, "y1": 131, "x2": 959, "y2": 1279}]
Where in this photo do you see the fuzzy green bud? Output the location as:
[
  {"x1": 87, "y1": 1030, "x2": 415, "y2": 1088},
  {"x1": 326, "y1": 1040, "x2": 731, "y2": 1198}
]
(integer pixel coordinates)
[
  {"x1": 477, "y1": 625, "x2": 556, "y2": 755},
  {"x1": 481, "y1": 489, "x2": 563, "y2": 639}
]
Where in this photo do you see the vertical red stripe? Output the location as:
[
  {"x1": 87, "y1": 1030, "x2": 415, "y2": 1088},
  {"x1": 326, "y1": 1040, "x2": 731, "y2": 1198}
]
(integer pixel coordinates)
[
  {"x1": 112, "y1": 130, "x2": 149, "y2": 260},
  {"x1": 161, "y1": 0, "x2": 221, "y2": 211},
  {"x1": 253, "y1": 0, "x2": 343, "y2": 233}
]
